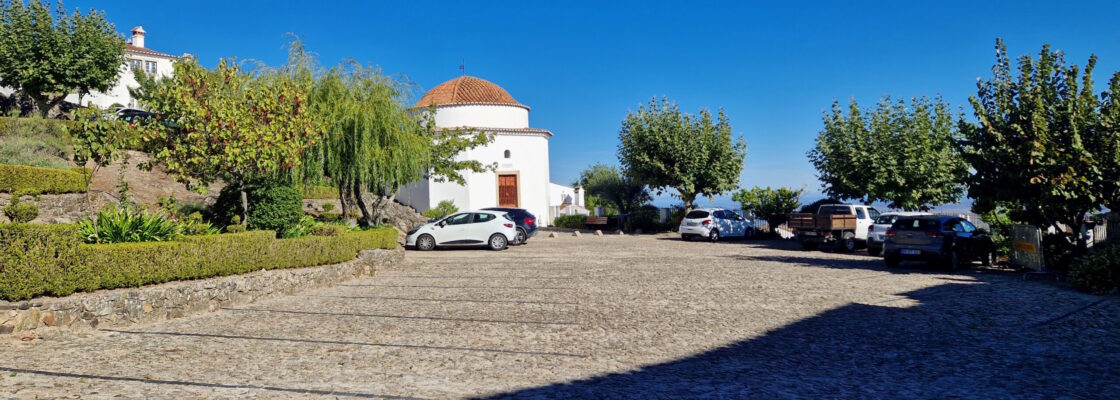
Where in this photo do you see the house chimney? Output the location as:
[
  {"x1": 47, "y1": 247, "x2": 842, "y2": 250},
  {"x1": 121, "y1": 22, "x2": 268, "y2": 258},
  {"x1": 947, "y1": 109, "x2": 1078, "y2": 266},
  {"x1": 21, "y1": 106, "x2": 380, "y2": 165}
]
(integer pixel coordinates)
[{"x1": 130, "y1": 26, "x2": 146, "y2": 48}]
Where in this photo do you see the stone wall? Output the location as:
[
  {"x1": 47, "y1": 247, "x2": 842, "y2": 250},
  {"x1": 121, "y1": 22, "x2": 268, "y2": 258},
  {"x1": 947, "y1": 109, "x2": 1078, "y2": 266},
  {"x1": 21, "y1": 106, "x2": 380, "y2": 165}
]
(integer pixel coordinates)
[
  {"x1": 0, "y1": 192, "x2": 117, "y2": 224},
  {"x1": 304, "y1": 196, "x2": 429, "y2": 243},
  {"x1": 0, "y1": 248, "x2": 403, "y2": 338}
]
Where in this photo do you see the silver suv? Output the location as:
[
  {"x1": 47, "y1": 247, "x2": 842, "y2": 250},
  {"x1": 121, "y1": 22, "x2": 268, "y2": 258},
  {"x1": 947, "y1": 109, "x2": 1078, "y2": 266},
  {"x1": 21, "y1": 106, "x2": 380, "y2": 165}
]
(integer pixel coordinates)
[{"x1": 679, "y1": 208, "x2": 754, "y2": 242}]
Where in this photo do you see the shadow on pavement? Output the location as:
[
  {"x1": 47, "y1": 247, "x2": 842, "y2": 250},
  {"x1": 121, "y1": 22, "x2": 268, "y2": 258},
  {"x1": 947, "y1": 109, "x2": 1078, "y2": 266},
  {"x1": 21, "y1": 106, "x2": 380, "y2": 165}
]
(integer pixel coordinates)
[{"x1": 478, "y1": 277, "x2": 1120, "y2": 399}]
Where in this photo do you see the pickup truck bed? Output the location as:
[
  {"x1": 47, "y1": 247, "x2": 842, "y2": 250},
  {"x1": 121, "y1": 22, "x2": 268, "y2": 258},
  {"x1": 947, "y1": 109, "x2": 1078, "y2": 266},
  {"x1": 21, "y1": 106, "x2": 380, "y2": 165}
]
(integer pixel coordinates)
[{"x1": 788, "y1": 213, "x2": 857, "y2": 231}]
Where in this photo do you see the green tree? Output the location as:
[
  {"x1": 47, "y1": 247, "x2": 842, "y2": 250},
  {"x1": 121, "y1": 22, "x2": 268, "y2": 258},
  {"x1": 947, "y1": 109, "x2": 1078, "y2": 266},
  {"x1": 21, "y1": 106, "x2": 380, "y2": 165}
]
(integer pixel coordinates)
[
  {"x1": 959, "y1": 39, "x2": 1112, "y2": 254},
  {"x1": 0, "y1": 0, "x2": 124, "y2": 117},
  {"x1": 135, "y1": 51, "x2": 323, "y2": 226},
  {"x1": 809, "y1": 96, "x2": 967, "y2": 210},
  {"x1": 1095, "y1": 73, "x2": 1120, "y2": 211},
  {"x1": 577, "y1": 163, "x2": 649, "y2": 215},
  {"x1": 618, "y1": 97, "x2": 747, "y2": 210},
  {"x1": 732, "y1": 186, "x2": 803, "y2": 227},
  {"x1": 422, "y1": 200, "x2": 458, "y2": 219},
  {"x1": 420, "y1": 115, "x2": 495, "y2": 185},
  {"x1": 304, "y1": 61, "x2": 430, "y2": 225},
  {"x1": 70, "y1": 105, "x2": 132, "y2": 192}
]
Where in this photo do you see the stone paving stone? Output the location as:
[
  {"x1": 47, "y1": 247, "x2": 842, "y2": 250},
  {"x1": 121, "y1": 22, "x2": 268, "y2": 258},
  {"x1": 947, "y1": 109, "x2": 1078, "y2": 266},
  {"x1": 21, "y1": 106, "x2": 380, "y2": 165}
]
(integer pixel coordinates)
[{"x1": 0, "y1": 234, "x2": 1118, "y2": 399}]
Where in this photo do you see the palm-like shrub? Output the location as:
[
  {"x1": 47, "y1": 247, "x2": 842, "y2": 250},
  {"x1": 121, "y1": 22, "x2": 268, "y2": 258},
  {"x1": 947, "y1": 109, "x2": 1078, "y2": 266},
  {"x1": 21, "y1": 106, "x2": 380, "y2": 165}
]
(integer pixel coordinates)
[{"x1": 78, "y1": 206, "x2": 183, "y2": 244}]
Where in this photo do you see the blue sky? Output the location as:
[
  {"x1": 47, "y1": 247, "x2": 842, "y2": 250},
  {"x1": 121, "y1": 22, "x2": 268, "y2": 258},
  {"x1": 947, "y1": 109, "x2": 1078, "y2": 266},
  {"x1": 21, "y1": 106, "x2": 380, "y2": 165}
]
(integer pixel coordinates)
[{"x1": 67, "y1": 0, "x2": 1120, "y2": 208}]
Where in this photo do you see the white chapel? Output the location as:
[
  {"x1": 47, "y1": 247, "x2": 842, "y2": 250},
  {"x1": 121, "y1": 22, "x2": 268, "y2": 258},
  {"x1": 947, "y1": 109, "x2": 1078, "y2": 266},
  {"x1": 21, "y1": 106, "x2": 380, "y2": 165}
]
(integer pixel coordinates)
[{"x1": 397, "y1": 75, "x2": 582, "y2": 226}]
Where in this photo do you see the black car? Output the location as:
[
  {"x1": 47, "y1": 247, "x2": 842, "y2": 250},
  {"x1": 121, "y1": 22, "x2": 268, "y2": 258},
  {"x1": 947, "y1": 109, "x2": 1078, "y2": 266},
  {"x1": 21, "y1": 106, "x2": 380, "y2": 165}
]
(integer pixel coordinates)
[
  {"x1": 481, "y1": 207, "x2": 537, "y2": 244},
  {"x1": 883, "y1": 215, "x2": 996, "y2": 269}
]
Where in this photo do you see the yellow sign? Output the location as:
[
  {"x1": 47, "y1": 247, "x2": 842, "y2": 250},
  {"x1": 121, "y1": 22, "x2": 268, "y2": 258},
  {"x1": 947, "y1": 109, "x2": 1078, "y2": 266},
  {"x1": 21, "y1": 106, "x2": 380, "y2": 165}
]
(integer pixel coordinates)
[{"x1": 1013, "y1": 241, "x2": 1037, "y2": 253}]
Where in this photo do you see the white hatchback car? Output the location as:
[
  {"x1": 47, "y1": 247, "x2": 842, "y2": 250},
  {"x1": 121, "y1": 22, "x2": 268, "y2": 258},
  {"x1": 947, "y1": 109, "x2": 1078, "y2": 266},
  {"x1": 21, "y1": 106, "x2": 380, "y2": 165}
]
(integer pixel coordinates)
[
  {"x1": 406, "y1": 210, "x2": 518, "y2": 251},
  {"x1": 679, "y1": 208, "x2": 754, "y2": 242}
]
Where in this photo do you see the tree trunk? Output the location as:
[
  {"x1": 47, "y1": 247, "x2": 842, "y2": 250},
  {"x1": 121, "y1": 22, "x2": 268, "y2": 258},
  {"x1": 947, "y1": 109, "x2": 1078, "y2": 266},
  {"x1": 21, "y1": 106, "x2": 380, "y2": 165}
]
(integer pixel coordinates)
[
  {"x1": 32, "y1": 95, "x2": 65, "y2": 118},
  {"x1": 240, "y1": 187, "x2": 249, "y2": 226},
  {"x1": 682, "y1": 193, "x2": 696, "y2": 211},
  {"x1": 352, "y1": 184, "x2": 374, "y2": 226},
  {"x1": 337, "y1": 184, "x2": 350, "y2": 222}
]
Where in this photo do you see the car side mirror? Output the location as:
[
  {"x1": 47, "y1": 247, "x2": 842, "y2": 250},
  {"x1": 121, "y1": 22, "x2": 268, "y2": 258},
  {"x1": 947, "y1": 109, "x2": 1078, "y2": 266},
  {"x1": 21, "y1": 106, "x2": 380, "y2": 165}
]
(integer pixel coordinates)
[{"x1": 438, "y1": 221, "x2": 447, "y2": 228}]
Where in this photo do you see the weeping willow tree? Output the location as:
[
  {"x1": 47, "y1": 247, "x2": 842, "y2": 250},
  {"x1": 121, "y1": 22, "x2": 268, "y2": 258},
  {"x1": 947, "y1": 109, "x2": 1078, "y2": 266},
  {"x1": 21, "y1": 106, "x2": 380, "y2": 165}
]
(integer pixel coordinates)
[{"x1": 305, "y1": 63, "x2": 430, "y2": 225}]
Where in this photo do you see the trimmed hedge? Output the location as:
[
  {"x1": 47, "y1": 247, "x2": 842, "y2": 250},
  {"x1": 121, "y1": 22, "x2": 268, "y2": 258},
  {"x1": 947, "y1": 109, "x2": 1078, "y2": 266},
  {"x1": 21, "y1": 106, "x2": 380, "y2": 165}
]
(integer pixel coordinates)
[
  {"x1": 0, "y1": 224, "x2": 397, "y2": 301},
  {"x1": 1069, "y1": 244, "x2": 1120, "y2": 294},
  {"x1": 0, "y1": 164, "x2": 88, "y2": 194},
  {"x1": 553, "y1": 214, "x2": 586, "y2": 229}
]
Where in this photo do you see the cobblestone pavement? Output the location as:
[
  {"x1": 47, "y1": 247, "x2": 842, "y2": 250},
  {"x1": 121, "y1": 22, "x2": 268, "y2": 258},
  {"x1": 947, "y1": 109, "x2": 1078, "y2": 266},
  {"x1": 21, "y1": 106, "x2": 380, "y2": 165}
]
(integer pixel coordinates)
[{"x1": 2, "y1": 234, "x2": 1118, "y2": 399}]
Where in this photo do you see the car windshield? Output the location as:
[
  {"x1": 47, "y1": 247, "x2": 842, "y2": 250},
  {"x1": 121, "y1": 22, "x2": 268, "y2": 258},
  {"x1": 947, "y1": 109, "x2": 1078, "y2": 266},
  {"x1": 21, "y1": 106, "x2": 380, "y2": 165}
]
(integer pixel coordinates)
[
  {"x1": 818, "y1": 206, "x2": 851, "y2": 215},
  {"x1": 685, "y1": 210, "x2": 709, "y2": 219},
  {"x1": 893, "y1": 218, "x2": 940, "y2": 231},
  {"x1": 875, "y1": 215, "x2": 897, "y2": 224}
]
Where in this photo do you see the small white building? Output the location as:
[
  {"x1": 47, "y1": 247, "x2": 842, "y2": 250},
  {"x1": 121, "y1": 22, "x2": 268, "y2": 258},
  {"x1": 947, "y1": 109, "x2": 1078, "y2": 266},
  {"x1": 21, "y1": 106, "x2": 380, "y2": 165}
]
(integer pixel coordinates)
[
  {"x1": 397, "y1": 75, "x2": 576, "y2": 226},
  {"x1": 1, "y1": 26, "x2": 179, "y2": 110}
]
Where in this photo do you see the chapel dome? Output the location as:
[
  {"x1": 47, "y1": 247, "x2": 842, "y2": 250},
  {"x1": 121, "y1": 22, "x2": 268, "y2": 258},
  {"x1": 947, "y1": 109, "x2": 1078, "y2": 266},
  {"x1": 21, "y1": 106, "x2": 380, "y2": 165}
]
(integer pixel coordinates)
[{"x1": 413, "y1": 76, "x2": 525, "y2": 109}]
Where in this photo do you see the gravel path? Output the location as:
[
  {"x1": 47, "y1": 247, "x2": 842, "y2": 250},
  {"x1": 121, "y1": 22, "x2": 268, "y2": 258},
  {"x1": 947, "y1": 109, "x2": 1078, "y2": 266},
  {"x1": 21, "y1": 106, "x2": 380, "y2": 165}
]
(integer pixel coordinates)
[{"x1": 1, "y1": 234, "x2": 1117, "y2": 399}]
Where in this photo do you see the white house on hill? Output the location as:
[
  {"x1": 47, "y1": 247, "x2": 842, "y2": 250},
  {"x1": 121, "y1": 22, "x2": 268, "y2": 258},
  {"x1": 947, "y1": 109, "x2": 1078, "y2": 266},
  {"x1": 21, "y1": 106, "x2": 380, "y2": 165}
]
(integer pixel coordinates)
[{"x1": 397, "y1": 75, "x2": 580, "y2": 226}]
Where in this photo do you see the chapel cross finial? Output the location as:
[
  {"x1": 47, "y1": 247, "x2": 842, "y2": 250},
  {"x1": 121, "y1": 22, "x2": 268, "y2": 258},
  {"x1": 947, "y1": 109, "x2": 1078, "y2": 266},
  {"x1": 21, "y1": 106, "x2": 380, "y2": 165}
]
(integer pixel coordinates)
[{"x1": 459, "y1": 59, "x2": 465, "y2": 76}]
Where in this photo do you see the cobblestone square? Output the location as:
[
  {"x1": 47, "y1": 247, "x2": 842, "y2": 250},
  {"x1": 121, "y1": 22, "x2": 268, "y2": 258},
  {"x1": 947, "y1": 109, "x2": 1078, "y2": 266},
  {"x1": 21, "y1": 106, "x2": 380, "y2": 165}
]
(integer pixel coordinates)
[{"x1": 2, "y1": 234, "x2": 1118, "y2": 398}]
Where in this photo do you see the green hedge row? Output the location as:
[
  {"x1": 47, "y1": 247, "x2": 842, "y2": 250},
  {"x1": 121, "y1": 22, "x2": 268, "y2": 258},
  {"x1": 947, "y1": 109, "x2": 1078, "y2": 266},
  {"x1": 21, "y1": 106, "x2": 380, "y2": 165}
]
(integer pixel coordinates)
[
  {"x1": 0, "y1": 164, "x2": 89, "y2": 194},
  {"x1": 0, "y1": 224, "x2": 397, "y2": 301}
]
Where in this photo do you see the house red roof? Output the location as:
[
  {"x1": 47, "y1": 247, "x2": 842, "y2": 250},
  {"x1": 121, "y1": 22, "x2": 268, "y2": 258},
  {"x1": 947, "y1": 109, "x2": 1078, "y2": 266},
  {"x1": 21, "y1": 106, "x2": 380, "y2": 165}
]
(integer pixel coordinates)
[
  {"x1": 413, "y1": 76, "x2": 524, "y2": 109},
  {"x1": 126, "y1": 44, "x2": 177, "y2": 59}
]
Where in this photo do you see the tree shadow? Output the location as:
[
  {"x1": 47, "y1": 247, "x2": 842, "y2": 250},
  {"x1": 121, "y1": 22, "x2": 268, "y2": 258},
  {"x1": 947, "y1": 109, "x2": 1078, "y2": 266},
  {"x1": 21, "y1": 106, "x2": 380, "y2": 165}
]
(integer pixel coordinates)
[{"x1": 478, "y1": 279, "x2": 1120, "y2": 399}]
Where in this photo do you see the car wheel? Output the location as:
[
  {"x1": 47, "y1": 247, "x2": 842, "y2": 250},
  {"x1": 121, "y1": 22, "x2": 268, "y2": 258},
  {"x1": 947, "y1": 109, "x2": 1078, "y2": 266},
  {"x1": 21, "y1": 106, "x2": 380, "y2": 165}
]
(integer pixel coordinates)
[
  {"x1": 885, "y1": 255, "x2": 900, "y2": 268},
  {"x1": 416, "y1": 234, "x2": 436, "y2": 251},
  {"x1": 708, "y1": 229, "x2": 720, "y2": 242},
  {"x1": 945, "y1": 249, "x2": 961, "y2": 270},
  {"x1": 840, "y1": 232, "x2": 856, "y2": 253},
  {"x1": 488, "y1": 233, "x2": 509, "y2": 251},
  {"x1": 681, "y1": 234, "x2": 691, "y2": 241},
  {"x1": 868, "y1": 246, "x2": 882, "y2": 257},
  {"x1": 514, "y1": 228, "x2": 527, "y2": 245},
  {"x1": 981, "y1": 249, "x2": 995, "y2": 266}
]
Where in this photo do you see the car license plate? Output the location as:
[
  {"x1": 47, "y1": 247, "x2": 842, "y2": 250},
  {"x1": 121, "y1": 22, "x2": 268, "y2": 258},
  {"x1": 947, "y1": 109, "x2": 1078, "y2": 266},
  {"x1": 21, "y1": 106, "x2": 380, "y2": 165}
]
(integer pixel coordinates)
[
  {"x1": 802, "y1": 231, "x2": 817, "y2": 236},
  {"x1": 901, "y1": 249, "x2": 921, "y2": 256},
  {"x1": 686, "y1": 221, "x2": 698, "y2": 226}
]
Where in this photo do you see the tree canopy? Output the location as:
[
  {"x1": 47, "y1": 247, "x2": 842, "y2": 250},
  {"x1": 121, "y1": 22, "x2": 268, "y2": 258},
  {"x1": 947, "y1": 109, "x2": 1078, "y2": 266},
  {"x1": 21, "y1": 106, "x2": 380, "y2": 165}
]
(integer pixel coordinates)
[
  {"x1": 617, "y1": 97, "x2": 747, "y2": 210},
  {"x1": 809, "y1": 96, "x2": 967, "y2": 210},
  {"x1": 0, "y1": 0, "x2": 124, "y2": 116},
  {"x1": 135, "y1": 48, "x2": 323, "y2": 225},
  {"x1": 959, "y1": 39, "x2": 1120, "y2": 250},
  {"x1": 732, "y1": 186, "x2": 803, "y2": 227},
  {"x1": 577, "y1": 163, "x2": 649, "y2": 215}
]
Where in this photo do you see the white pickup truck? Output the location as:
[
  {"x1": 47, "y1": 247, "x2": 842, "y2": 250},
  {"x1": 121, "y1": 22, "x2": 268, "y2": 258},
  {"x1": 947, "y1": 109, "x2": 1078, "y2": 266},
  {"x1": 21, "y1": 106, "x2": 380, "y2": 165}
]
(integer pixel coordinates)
[{"x1": 788, "y1": 204, "x2": 880, "y2": 252}]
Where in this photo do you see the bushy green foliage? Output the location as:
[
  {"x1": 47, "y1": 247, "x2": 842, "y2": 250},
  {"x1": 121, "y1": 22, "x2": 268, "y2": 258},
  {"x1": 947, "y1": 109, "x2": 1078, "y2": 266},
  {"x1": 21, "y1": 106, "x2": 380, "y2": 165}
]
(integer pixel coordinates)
[
  {"x1": 733, "y1": 186, "x2": 803, "y2": 228},
  {"x1": 310, "y1": 224, "x2": 346, "y2": 237},
  {"x1": 578, "y1": 163, "x2": 649, "y2": 215},
  {"x1": 248, "y1": 186, "x2": 303, "y2": 235},
  {"x1": 0, "y1": 164, "x2": 88, "y2": 194},
  {"x1": 77, "y1": 206, "x2": 182, "y2": 244},
  {"x1": 3, "y1": 195, "x2": 38, "y2": 223},
  {"x1": 317, "y1": 212, "x2": 342, "y2": 223},
  {"x1": 280, "y1": 215, "x2": 319, "y2": 238},
  {"x1": 799, "y1": 198, "x2": 843, "y2": 214},
  {"x1": 1068, "y1": 244, "x2": 1120, "y2": 294},
  {"x1": 666, "y1": 207, "x2": 686, "y2": 232},
  {"x1": 321, "y1": 202, "x2": 336, "y2": 212},
  {"x1": 811, "y1": 96, "x2": 966, "y2": 210},
  {"x1": 0, "y1": 117, "x2": 73, "y2": 169},
  {"x1": 422, "y1": 200, "x2": 458, "y2": 219},
  {"x1": 553, "y1": 215, "x2": 586, "y2": 229},
  {"x1": 0, "y1": 225, "x2": 397, "y2": 301},
  {"x1": 618, "y1": 97, "x2": 747, "y2": 210},
  {"x1": 626, "y1": 205, "x2": 662, "y2": 232},
  {"x1": 180, "y1": 212, "x2": 218, "y2": 236}
]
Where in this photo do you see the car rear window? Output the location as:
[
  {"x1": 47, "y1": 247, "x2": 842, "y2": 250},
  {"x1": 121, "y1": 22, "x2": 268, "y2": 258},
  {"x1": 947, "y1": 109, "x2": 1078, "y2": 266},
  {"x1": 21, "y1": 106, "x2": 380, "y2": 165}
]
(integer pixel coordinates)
[
  {"x1": 875, "y1": 215, "x2": 896, "y2": 224},
  {"x1": 893, "y1": 218, "x2": 940, "y2": 231},
  {"x1": 819, "y1": 206, "x2": 851, "y2": 215},
  {"x1": 685, "y1": 210, "x2": 709, "y2": 219}
]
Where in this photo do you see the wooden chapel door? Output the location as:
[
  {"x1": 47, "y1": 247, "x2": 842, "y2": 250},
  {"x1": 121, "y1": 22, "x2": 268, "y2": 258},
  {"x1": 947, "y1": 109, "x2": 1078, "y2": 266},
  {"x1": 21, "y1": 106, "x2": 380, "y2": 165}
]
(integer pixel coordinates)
[{"x1": 498, "y1": 174, "x2": 518, "y2": 207}]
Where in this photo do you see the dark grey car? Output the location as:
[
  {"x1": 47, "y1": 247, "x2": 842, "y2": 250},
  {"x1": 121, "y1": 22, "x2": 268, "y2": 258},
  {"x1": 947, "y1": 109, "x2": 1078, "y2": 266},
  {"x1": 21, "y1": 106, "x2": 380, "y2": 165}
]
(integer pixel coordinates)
[{"x1": 883, "y1": 215, "x2": 996, "y2": 269}]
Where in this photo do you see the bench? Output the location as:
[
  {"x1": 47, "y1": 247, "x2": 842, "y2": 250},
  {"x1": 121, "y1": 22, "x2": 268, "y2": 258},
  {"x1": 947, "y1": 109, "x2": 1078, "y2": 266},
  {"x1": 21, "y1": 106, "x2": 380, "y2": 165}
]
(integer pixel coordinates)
[{"x1": 585, "y1": 216, "x2": 609, "y2": 226}]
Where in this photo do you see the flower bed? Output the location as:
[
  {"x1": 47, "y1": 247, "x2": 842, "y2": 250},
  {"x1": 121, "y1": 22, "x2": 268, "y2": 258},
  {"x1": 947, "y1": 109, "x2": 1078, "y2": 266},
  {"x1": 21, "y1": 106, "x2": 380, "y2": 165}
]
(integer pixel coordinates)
[{"x1": 0, "y1": 224, "x2": 397, "y2": 301}]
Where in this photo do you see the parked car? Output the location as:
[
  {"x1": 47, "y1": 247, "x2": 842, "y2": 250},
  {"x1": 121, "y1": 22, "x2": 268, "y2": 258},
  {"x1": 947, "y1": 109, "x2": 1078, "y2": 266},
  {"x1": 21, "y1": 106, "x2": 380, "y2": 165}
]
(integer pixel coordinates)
[
  {"x1": 867, "y1": 211, "x2": 932, "y2": 256},
  {"x1": 789, "y1": 204, "x2": 879, "y2": 252},
  {"x1": 679, "y1": 208, "x2": 755, "y2": 242},
  {"x1": 116, "y1": 108, "x2": 156, "y2": 126},
  {"x1": 883, "y1": 215, "x2": 996, "y2": 269},
  {"x1": 406, "y1": 210, "x2": 518, "y2": 251},
  {"x1": 481, "y1": 207, "x2": 537, "y2": 245}
]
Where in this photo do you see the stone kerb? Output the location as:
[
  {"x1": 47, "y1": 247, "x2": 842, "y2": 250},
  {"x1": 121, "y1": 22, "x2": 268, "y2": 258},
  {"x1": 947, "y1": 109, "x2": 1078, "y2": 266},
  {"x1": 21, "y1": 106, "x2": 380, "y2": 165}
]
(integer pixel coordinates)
[{"x1": 0, "y1": 248, "x2": 404, "y2": 338}]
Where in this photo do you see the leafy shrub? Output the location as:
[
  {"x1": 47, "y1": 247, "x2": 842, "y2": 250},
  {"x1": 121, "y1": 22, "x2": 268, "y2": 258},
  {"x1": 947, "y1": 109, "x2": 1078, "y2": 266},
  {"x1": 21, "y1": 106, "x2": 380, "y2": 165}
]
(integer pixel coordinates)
[
  {"x1": 3, "y1": 195, "x2": 38, "y2": 223},
  {"x1": 78, "y1": 206, "x2": 182, "y2": 244},
  {"x1": 225, "y1": 215, "x2": 246, "y2": 233},
  {"x1": 0, "y1": 225, "x2": 398, "y2": 301},
  {"x1": 553, "y1": 214, "x2": 586, "y2": 229},
  {"x1": 1068, "y1": 244, "x2": 1120, "y2": 294},
  {"x1": 318, "y1": 212, "x2": 342, "y2": 223},
  {"x1": 666, "y1": 207, "x2": 686, "y2": 232},
  {"x1": 0, "y1": 164, "x2": 88, "y2": 194},
  {"x1": 321, "y1": 203, "x2": 336, "y2": 212},
  {"x1": 423, "y1": 200, "x2": 458, "y2": 219},
  {"x1": 310, "y1": 224, "x2": 346, "y2": 237},
  {"x1": 180, "y1": 212, "x2": 218, "y2": 236},
  {"x1": 250, "y1": 186, "x2": 303, "y2": 235},
  {"x1": 626, "y1": 205, "x2": 662, "y2": 232},
  {"x1": 281, "y1": 216, "x2": 319, "y2": 238}
]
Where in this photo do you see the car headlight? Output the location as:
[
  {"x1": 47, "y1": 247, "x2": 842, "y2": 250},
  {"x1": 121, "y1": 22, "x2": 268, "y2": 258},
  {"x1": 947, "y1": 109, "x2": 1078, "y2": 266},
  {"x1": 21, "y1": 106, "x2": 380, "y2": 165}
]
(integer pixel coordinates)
[{"x1": 407, "y1": 227, "x2": 421, "y2": 235}]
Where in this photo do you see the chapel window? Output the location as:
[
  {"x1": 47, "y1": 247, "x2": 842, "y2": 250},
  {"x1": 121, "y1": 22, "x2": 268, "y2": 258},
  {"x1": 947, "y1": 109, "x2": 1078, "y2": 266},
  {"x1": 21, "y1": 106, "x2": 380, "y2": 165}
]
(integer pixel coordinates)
[{"x1": 504, "y1": 150, "x2": 511, "y2": 159}]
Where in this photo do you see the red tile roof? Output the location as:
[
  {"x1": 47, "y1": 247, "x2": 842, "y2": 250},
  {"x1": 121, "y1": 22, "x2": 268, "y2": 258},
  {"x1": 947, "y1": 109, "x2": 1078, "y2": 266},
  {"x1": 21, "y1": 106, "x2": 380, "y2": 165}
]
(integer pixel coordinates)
[
  {"x1": 412, "y1": 76, "x2": 524, "y2": 109},
  {"x1": 125, "y1": 44, "x2": 178, "y2": 59}
]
